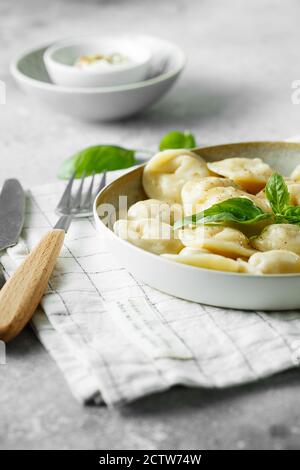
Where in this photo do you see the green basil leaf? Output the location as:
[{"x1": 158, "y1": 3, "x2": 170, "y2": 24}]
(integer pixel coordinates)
[
  {"x1": 58, "y1": 145, "x2": 137, "y2": 179},
  {"x1": 174, "y1": 197, "x2": 272, "y2": 229},
  {"x1": 282, "y1": 205, "x2": 300, "y2": 224},
  {"x1": 159, "y1": 130, "x2": 196, "y2": 151},
  {"x1": 265, "y1": 173, "x2": 290, "y2": 215}
]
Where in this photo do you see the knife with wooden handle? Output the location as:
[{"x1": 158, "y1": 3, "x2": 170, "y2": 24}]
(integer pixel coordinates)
[
  {"x1": 0, "y1": 179, "x2": 25, "y2": 285},
  {"x1": 0, "y1": 229, "x2": 64, "y2": 342},
  {"x1": 0, "y1": 179, "x2": 26, "y2": 338}
]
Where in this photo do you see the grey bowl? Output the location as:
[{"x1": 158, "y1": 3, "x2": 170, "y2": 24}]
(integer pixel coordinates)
[{"x1": 10, "y1": 36, "x2": 185, "y2": 121}]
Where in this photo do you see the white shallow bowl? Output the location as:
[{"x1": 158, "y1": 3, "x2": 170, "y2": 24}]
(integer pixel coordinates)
[
  {"x1": 11, "y1": 35, "x2": 185, "y2": 121},
  {"x1": 93, "y1": 141, "x2": 300, "y2": 311},
  {"x1": 44, "y1": 36, "x2": 152, "y2": 87}
]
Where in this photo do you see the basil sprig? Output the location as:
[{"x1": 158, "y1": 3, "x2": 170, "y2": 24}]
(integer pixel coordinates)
[
  {"x1": 175, "y1": 172, "x2": 300, "y2": 229},
  {"x1": 283, "y1": 206, "x2": 300, "y2": 222},
  {"x1": 58, "y1": 130, "x2": 196, "y2": 179},
  {"x1": 174, "y1": 198, "x2": 272, "y2": 229},
  {"x1": 58, "y1": 145, "x2": 137, "y2": 179},
  {"x1": 265, "y1": 173, "x2": 300, "y2": 225},
  {"x1": 279, "y1": 201, "x2": 300, "y2": 225},
  {"x1": 265, "y1": 172, "x2": 290, "y2": 215},
  {"x1": 159, "y1": 130, "x2": 196, "y2": 151}
]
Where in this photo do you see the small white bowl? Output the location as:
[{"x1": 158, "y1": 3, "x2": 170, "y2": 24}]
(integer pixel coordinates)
[
  {"x1": 11, "y1": 36, "x2": 185, "y2": 121},
  {"x1": 44, "y1": 36, "x2": 152, "y2": 87}
]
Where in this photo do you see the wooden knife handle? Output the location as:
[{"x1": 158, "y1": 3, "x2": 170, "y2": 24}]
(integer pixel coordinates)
[{"x1": 0, "y1": 229, "x2": 65, "y2": 342}]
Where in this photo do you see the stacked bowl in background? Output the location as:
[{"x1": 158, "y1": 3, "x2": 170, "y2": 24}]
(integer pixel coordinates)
[{"x1": 11, "y1": 35, "x2": 186, "y2": 121}]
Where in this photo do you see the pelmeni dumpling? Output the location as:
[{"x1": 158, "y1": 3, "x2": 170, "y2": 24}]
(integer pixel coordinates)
[
  {"x1": 255, "y1": 189, "x2": 270, "y2": 210},
  {"x1": 239, "y1": 250, "x2": 300, "y2": 274},
  {"x1": 178, "y1": 226, "x2": 256, "y2": 258},
  {"x1": 185, "y1": 186, "x2": 242, "y2": 213},
  {"x1": 285, "y1": 179, "x2": 300, "y2": 206},
  {"x1": 142, "y1": 149, "x2": 210, "y2": 202},
  {"x1": 127, "y1": 199, "x2": 182, "y2": 225},
  {"x1": 290, "y1": 165, "x2": 300, "y2": 181},
  {"x1": 185, "y1": 186, "x2": 270, "y2": 214},
  {"x1": 252, "y1": 224, "x2": 300, "y2": 255},
  {"x1": 113, "y1": 218, "x2": 182, "y2": 255},
  {"x1": 181, "y1": 177, "x2": 240, "y2": 216},
  {"x1": 207, "y1": 158, "x2": 273, "y2": 194},
  {"x1": 162, "y1": 247, "x2": 239, "y2": 273}
]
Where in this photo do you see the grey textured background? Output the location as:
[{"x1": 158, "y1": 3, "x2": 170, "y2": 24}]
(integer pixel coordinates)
[{"x1": 1, "y1": 0, "x2": 300, "y2": 450}]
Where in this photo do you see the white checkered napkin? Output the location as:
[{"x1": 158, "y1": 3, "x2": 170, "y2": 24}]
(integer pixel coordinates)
[{"x1": 2, "y1": 166, "x2": 300, "y2": 405}]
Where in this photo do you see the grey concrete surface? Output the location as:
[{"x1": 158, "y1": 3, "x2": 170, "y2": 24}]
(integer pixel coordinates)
[{"x1": 1, "y1": 0, "x2": 300, "y2": 450}]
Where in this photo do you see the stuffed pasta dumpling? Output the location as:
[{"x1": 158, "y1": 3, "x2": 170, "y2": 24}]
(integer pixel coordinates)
[
  {"x1": 113, "y1": 218, "x2": 183, "y2": 255},
  {"x1": 252, "y1": 224, "x2": 300, "y2": 255},
  {"x1": 285, "y1": 179, "x2": 300, "y2": 206},
  {"x1": 183, "y1": 186, "x2": 270, "y2": 215},
  {"x1": 181, "y1": 177, "x2": 240, "y2": 215},
  {"x1": 162, "y1": 247, "x2": 240, "y2": 272},
  {"x1": 290, "y1": 164, "x2": 300, "y2": 182},
  {"x1": 127, "y1": 199, "x2": 183, "y2": 225},
  {"x1": 239, "y1": 250, "x2": 300, "y2": 274},
  {"x1": 178, "y1": 225, "x2": 256, "y2": 258},
  {"x1": 143, "y1": 149, "x2": 210, "y2": 202},
  {"x1": 207, "y1": 158, "x2": 273, "y2": 194}
]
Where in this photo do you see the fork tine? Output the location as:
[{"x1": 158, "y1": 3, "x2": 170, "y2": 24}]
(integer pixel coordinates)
[
  {"x1": 82, "y1": 172, "x2": 95, "y2": 209},
  {"x1": 93, "y1": 171, "x2": 107, "y2": 200},
  {"x1": 56, "y1": 170, "x2": 107, "y2": 217},
  {"x1": 56, "y1": 171, "x2": 76, "y2": 212},
  {"x1": 72, "y1": 172, "x2": 86, "y2": 209}
]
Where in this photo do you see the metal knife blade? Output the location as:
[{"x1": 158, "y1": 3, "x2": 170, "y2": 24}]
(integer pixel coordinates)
[{"x1": 0, "y1": 179, "x2": 25, "y2": 251}]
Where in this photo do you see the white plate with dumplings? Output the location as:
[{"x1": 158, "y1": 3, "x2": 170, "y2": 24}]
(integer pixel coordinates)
[{"x1": 94, "y1": 141, "x2": 300, "y2": 310}]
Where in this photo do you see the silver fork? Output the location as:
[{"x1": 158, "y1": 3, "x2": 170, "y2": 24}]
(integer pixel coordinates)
[
  {"x1": 55, "y1": 171, "x2": 106, "y2": 229},
  {"x1": 0, "y1": 172, "x2": 106, "y2": 342}
]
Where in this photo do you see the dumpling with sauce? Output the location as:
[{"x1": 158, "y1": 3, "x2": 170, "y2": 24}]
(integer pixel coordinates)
[
  {"x1": 162, "y1": 247, "x2": 240, "y2": 272},
  {"x1": 142, "y1": 149, "x2": 210, "y2": 202},
  {"x1": 239, "y1": 250, "x2": 300, "y2": 274},
  {"x1": 285, "y1": 179, "x2": 300, "y2": 206},
  {"x1": 113, "y1": 218, "x2": 182, "y2": 255},
  {"x1": 181, "y1": 177, "x2": 240, "y2": 215},
  {"x1": 290, "y1": 164, "x2": 300, "y2": 181},
  {"x1": 252, "y1": 224, "x2": 300, "y2": 255},
  {"x1": 127, "y1": 199, "x2": 182, "y2": 225},
  {"x1": 178, "y1": 225, "x2": 256, "y2": 258},
  {"x1": 182, "y1": 186, "x2": 270, "y2": 215},
  {"x1": 207, "y1": 158, "x2": 273, "y2": 194}
]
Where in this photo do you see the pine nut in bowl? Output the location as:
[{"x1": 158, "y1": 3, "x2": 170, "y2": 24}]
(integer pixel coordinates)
[
  {"x1": 43, "y1": 35, "x2": 152, "y2": 87},
  {"x1": 93, "y1": 141, "x2": 300, "y2": 311}
]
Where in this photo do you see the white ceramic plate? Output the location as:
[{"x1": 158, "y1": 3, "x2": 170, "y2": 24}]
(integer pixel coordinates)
[
  {"x1": 11, "y1": 35, "x2": 185, "y2": 121},
  {"x1": 93, "y1": 141, "x2": 300, "y2": 311}
]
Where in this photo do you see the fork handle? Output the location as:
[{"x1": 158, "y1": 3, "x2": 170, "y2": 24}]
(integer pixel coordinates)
[{"x1": 0, "y1": 229, "x2": 65, "y2": 342}]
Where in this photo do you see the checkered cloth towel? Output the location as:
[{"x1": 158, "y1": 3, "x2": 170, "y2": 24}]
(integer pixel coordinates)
[{"x1": 2, "y1": 165, "x2": 300, "y2": 406}]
